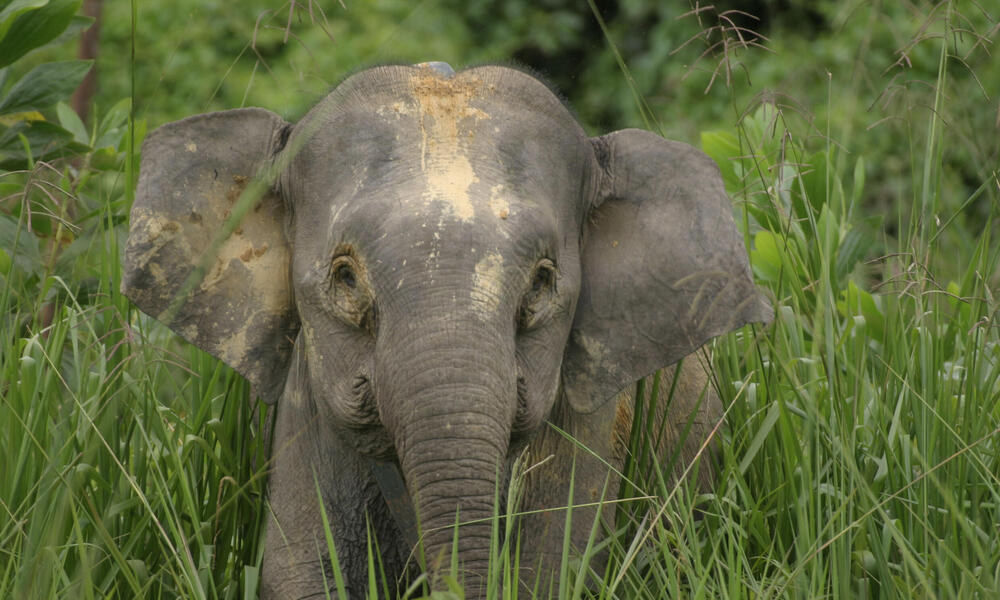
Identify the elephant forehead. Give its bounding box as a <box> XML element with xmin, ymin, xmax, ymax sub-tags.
<box><xmin>337</xmin><ymin>177</ymin><xmax>547</xmax><ymax>236</ymax></box>
<box><xmin>296</xmin><ymin>67</ymin><xmax>589</xmax><ymax>228</ymax></box>
<box><xmin>329</xmin><ymin>183</ymin><xmax>559</xmax><ymax>266</ymax></box>
<box><xmin>336</xmin><ymin>70</ymin><xmax>488</xmax><ymax>223</ymax></box>
<box><xmin>367</xmin><ymin>76</ymin><xmax>565</xmax><ymax>224</ymax></box>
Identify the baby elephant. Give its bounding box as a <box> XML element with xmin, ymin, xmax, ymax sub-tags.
<box><xmin>122</xmin><ymin>62</ymin><xmax>770</xmax><ymax>598</ymax></box>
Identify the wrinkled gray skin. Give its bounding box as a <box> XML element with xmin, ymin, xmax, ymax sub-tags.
<box><xmin>122</xmin><ymin>64</ymin><xmax>771</xmax><ymax>598</ymax></box>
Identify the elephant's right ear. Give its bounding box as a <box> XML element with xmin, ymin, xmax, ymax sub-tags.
<box><xmin>122</xmin><ymin>108</ymin><xmax>298</xmax><ymax>403</ymax></box>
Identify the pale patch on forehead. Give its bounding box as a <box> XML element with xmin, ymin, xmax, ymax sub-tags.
<box><xmin>410</xmin><ymin>71</ymin><xmax>492</xmax><ymax>223</ymax></box>
<box><xmin>425</xmin><ymin>154</ymin><xmax>475</xmax><ymax>220</ymax></box>
<box><xmin>472</xmin><ymin>252</ymin><xmax>505</xmax><ymax>316</ymax></box>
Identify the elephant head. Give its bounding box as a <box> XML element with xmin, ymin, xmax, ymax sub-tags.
<box><xmin>122</xmin><ymin>64</ymin><xmax>770</xmax><ymax>597</ymax></box>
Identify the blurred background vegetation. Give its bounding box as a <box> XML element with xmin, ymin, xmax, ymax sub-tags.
<box><xmin>14</xmin><ymin>0</ymin><xmax>998</xmax><ymax>279</ymax></box>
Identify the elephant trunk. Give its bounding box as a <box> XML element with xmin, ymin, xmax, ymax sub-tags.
<box><xmin>403</xmin><ymin>397</ymin><xmax>505</xmax><ymax>571</ymax></box>
<box><xmin>376</xmin><ymin>316</ymin><xmax>515</xmax><ymax>596</ymax></box>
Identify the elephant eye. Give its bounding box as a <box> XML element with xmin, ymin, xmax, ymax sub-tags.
<box><xmin>519</xmin><ymin>259</ymin><xmax>557</xmax><ymax>330</ymax></box>
<box><xmin>327</xmin><ymin>253</ymin><xmax>374</xmax><ymax>333</ymax></box>
<box><xmin>530</xmin><ymin>260</ymin><xmax>556</xmax><ymax>294</ymax></box>
<box><xmin>334</xmin><ymin>263</ymin><xmax>357</xmax><ymax>288</ymax></box>
<box><xmin>531</xmin><ymin>266</ymin><xmax>552</xmax><ymax>292</ymax></box>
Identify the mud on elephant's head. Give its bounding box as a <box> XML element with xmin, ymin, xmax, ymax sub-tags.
<box><xmin>123</xmin><ymin>63</ymin><xmax>771</xmax><ymax>596</ymax></box>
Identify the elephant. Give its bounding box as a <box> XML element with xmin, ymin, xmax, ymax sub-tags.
<box><xmin>121</xmin><ymin>62</ymin><xmax>771</xmax><ymax>598</ymax></box>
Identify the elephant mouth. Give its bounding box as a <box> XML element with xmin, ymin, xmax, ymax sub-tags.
<box><xmin>348</xmin><ymin>373</ymin><xmax>380</xmax><ymax>426</ymax></box>
<box><xmin>336</xmin><ymin>373</ymin><xmax>396</xmax><ymax>460</ymax></box>
<box><xmin>370</xmin><ymin>459</ymin><xmax>422</xmax><ymax>552</ymax></box>
<box><xmin>512</xmin><ymin>375</ymin><xmax>533</xmax><ymax>434</ymax></box>
<box><xmin>510</xmin><ymin>371</ymin><xmax>551</xmax><ymax>440</ymax></box>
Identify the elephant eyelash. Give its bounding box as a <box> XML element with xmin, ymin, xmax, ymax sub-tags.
<box><xmin>327</xmin><ymin>250</ymin><xmax>359</xmax><ymax>285</ymax></box>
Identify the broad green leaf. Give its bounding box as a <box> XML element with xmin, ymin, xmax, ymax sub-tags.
<box><xmin>0</xmin><ymin>59</ymin><xmax>93</xmax><ymax>114</ymax></box>
<box><xmin>700</xmin><ymin>129</ymin><xmax>740</xmax><ymax>190</ymax></box>
<box><xmin>45</xmin><ymin>12</ymin><xmax>93</xmax><ymax>47</ymax></box>
<box><xmin>56</xmin><ymin>101</ymin><xmax>88</xmax><ymax>144</ymax></box>
<box><xmin>946</xmin><ymin>281</ymin><xmax>961</xmax><ymax>310</ymax></box>
<box><xmin>799</xmin><ymin>150</ymin><xmax>830</xmax><ymax>216</ymax></box>
<box><xmin>0</xmin><ymin>181</ymin><xmax>20</xmax><ymax>196</ymax></box>
<box><xmin>946</xmin><ymin>280</ymin><xmax>972</xmax><ymax>324</ymax></box>
<box><xmin>0</xmin><ymin>213</ymin><xmax>43</xmax><ymax>275</ymax></box>
<box><xmin>94</xmin><ymin>97</ymin><xmax>130</xmax><ymax>148</ymax></box>
<box><xmin>835</xmin><ymin>222</ymin><xmax>875</xmax><ymax>281</ymax></box>
<box><xmin>816</xmin><ymin>204</ymin><xmax>838</xmax><ymax>267</ymax></box>
<box><xmin>0</xmin><ymin>119</ymin><xmax>71</xmax><ymax>151</ymax></box>
<box><xmin>851</xmin><ymin>156</ymin><xmax>866</xmax><ymax>207</ymax></box>
<box><xmin>0</xmin><ymin>0</ymin><xmax>80</xmax><ymax>68</ymax></box>
<box><xmin>751</xmin><ymin>230</ymin><xmax>783</xmax><ymax>283</ymax></box>
<box><xmin>745</xmin><ymin>102</ymin><xmax>782</xmax><ymax>156</ymax></box>
<box><xmin>0</xmin><ymin>119</ymin><xmax>82</xmax><ymax>168</ymax></box>
<box><xmin>98</xmin><ymin>97</ymin><xmax>130</xmax><ymax>133</ymax></box>
<box><xmin>838</xmin><ymin>281</ymin><xmax>885</xmax><ymax>342</ymax></box>
<box><xmin>0</xmin><ymin>0</ymin><xmax>48</xmax><ymax>43</ymax></box>
<box><xmin>91</xmin><ymin>145</ymin><xmax>121</xmax><ymax>170</ymax></box>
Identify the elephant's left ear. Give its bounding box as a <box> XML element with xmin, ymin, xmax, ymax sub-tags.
<box><xmin>122</xmin><ymin>108</ymin><xmax>298</xmax><ymax>403</ymax></box>
<box><xmin>562</xmin><ymin>128</ymin><xmax>772</xmax><ymax>414</ymax></box>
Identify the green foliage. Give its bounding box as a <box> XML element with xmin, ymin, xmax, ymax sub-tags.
<box><xmin>0</xmin><ymin>0</ymin><xmax>97</xmax><ymax>169</ymax></box>
<box><xmin>0</xmin><ymin>0</ymin><xmax>82</xmax><ymax>68</ymax></box>
<box><xmin>1</xmin><ymin>6</ymin><xmax>266</xmax><ymax>596</ymax></box>
<box><xmin>0</xmin><ymin>60</ymin><xmax>92</xmax><ymax>114</ymax></box>
<box><xmin>84</xmin><ymin>1</ymin><xmax>999</xmax><ymax>257</ymax></box>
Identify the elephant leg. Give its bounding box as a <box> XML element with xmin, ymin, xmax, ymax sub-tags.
<box><xmin>512</xmin><ymin>395</ymin><xmax>623</xmax><ymax>594</ymax></box>
<box><xmin>615</xmin><ymin>348</ymin><xmax>723</xmax><ymax>495</ymax></box>
<box><xmin>514</xmin><ymin>348</ymin><xmax>721</xmax><ymax>593</ymax></box>
<box><xmin>261</xmin><ymin>352</ymin><xmax>410</xmax><ymax>599</ymax></box>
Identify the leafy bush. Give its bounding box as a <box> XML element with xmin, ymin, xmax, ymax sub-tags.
<box><xmin>0</xmin><ymin>0</ymin><xmax>96</xmax><ymax>168</ymax></box>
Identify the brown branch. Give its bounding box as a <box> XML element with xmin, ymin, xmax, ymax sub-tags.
<box><xmin>71</xmin><ymin>0</ymin><xmax>102</xmax><ymax>125</ymax></box>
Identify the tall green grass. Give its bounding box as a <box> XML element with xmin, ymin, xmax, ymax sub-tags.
<box><xmin>588</xmin><ymin>6</ymin><xmax>1000</xmax><ymax>596</ymax></box>
<box><xmin>1</xmin><ymin>158</ymin><xmax>270</xmax><ymax>597</ymax></box>
<box><xmin>2</xmin><ymin>0</ymin><xmax>999</xmax><ymax>598</ymax></box>
<box><xmin>528</xmin><ymin>2</ymin><xmax>1000</xmax><ymax>597</ymax></box>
